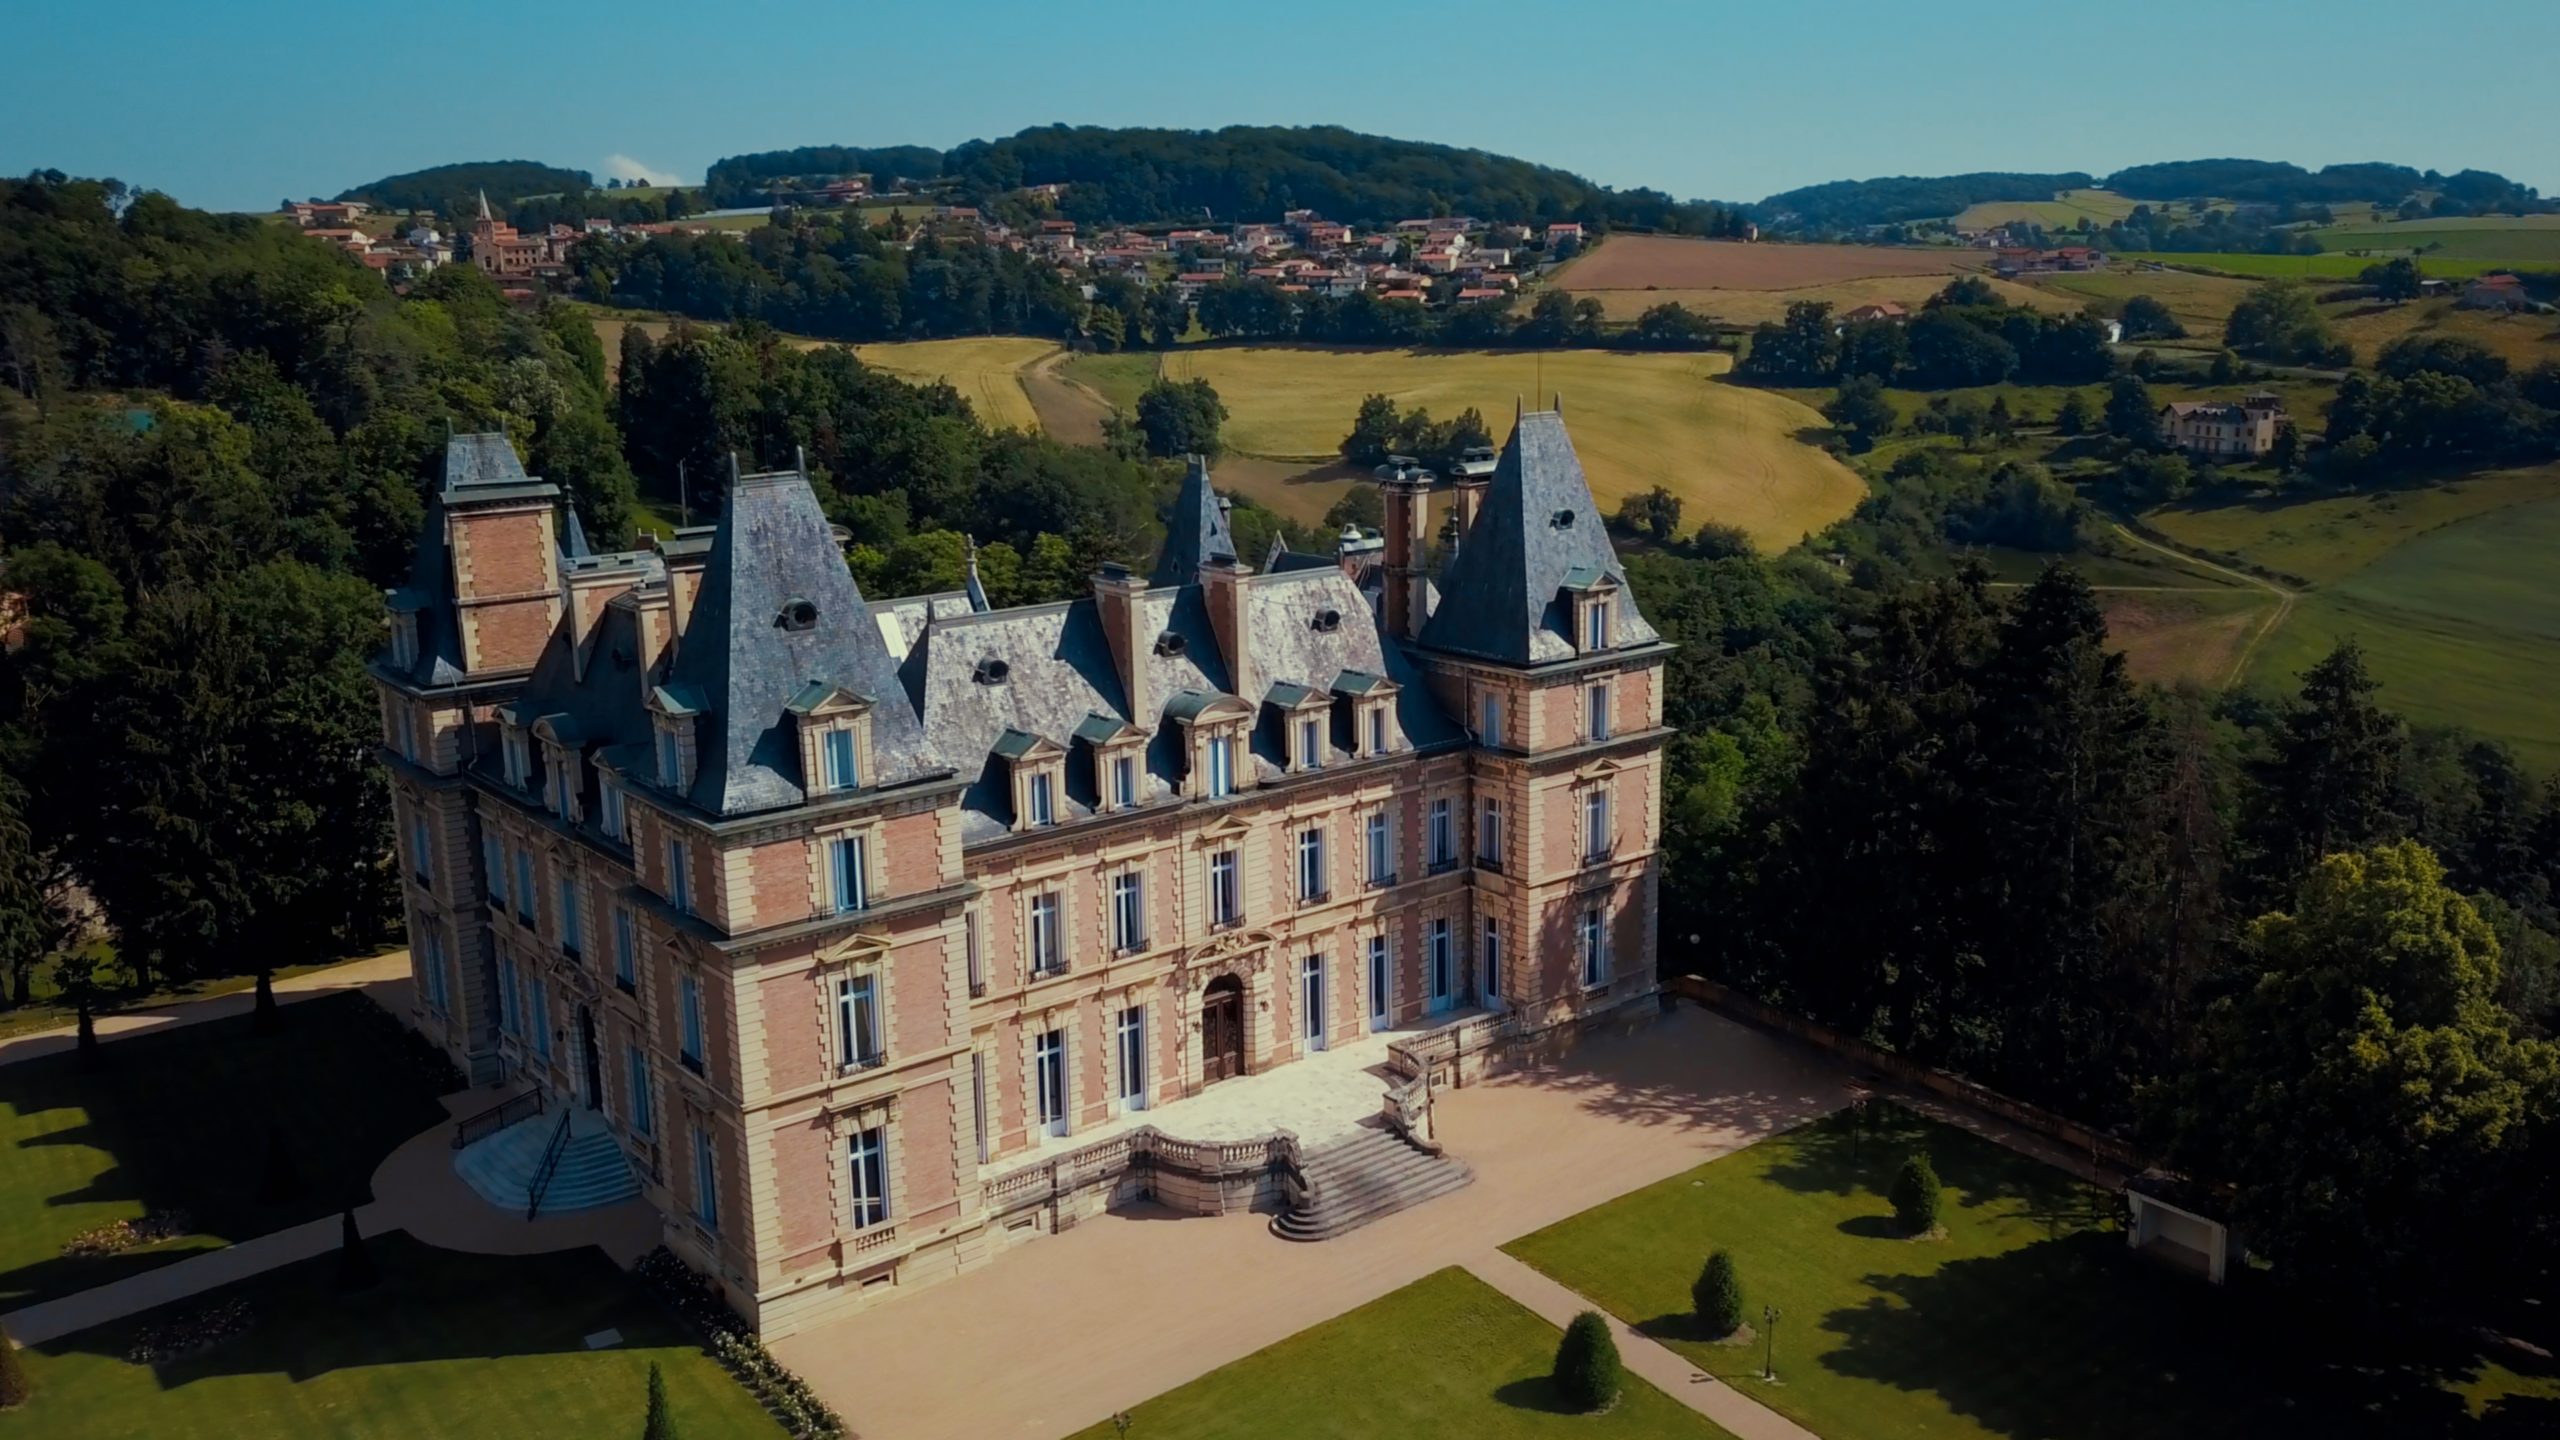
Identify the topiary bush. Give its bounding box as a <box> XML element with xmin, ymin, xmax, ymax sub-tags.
<box><xmin>0</xmin><ymin>1322</ymin><xmax>30</xmax><ymax>1409</ymax></box>
<box><xmin>1554</xmin><ymin>1310</ymin><xmax>1622</xmax><ymax>1413</ymax></box>
<box><xmin>1891</xmin><ymin>1152</ymin><xmax>1942</xmax><ymax>1235</ymax></box>
<box><xmin>641</xmin><ymin>1360</ymin><xmax>678</xmax><ymax>1440</ymax></box>
<box><xmin>1693</xmin><ymin>1249</ymin><xmax>1744</xmax><ymax>1338</ymax></box>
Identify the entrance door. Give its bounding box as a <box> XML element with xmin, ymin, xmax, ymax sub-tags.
<box><xmin>578</xmin><ymin>1005</ymin><xmax>602</xmax><ymax>1110</ymax></box>
<box><xmin>1201</xmin><ymin>975</ymin><xmax>1245</xmax><ymax>1084</ymax></box>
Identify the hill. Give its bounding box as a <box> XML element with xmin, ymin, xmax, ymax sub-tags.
<box><xmin>707</xmin><ymin>124</ymin><xmax>1749</xmax><ymax>234</ymax></box>
<box><xmin>335</xmin><ymin>160</ymin><xmax>593</xmax><ymax>213</ymax></box>
<box><xmin>702</xmin><ymin>144</ymin><xmax>948</xmax><ymax>207</ymax></box>
<box><xmin>1756</xmin><ymin>171</ymin><xmax>2093</xmax><ymax>229</ymax></box>
<box><xmin>2103</xmin><ymin>158</ymin><xmax>2546</xmax><ymax>213</ymax></box>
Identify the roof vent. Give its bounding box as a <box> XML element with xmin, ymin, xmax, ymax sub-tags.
<box><xmin>1154</xmin><ymin>631</ymin><xmax>1188</xmax><ymax>657</ymax></box>
<box><xmin>776</xmin><ymin>597</ymin><xmax>820</xmax><ymax>631</ymax></box>
<box><xmin>973</xmin><ymin>658</ymin><xmax>1011</xmax><ymax>685</ymax></box>
<box><xmin>1311</xmin><ymin>608</ymin><xmax>1342</xmax><ymax>632</ymax></box>
<box><xmin>1550</xmin><ymin>509</ymin><xmax>1577</xmax><ymax>529</ymax></box>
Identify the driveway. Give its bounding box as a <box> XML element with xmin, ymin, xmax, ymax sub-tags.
<box><xmin>770</xmin><ymin>1006</ymin><xmax>1850</xmax><ymax>1440</ymax></box>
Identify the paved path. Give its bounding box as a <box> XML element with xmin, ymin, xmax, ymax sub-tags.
<box><xmin>0</xmin><ymin>951</ymin><xmax>415</xmax><ymax>1070</ymax></box>
<box><xmin>1464</xmin><ymin>1249</ymin><xmax>1816</xmax><ymax>1440</ymax></box>
<box><xmin>772</xmin><ymin>1007</ymin><xmax>1852</xmax><ymax>1440</ymax></box>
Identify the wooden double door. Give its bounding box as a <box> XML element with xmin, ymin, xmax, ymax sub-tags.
<box><xmin>1201</xmin><ymin>976</ymin><xmax>1245</xmax><ymax>1084</ymax></box>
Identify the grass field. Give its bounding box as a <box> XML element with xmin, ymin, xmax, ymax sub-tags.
<box><xmin>1059</xmin><ymin>1266</ymin><xmax>1735</xmax><ymax>1440</ymax></box>
<box><xmin>1504</xmin><ymin>1104</ymin><xmax>2560</xmax><ymax>1440</ymax></box>
<box><xmin>847</xmin><ymin>336</ymin><xmax>1058</xmax><ymax>431</ymax></box>
<box><xmin>2147</xmin><ymin>464</ymin><xmax>2560</xmax><ymax>586</ymax></box>
<box><xmin>2119</xmin><ymin>251</ymin><xmax>2512</xmax><ymax>281</ymax></box>
<box><xmin>2028</xmin><ymin>267</ymin><xmax>2258</xmax><ymax>338</ymax></box>
<box><xmin>1951</xmin><ymin>188</ymin><xmax>2147</xmax><ymax>231</ymax></box>
<box><xmin>1056</xmin><ymin>350</ymin><xmax>1162</xmax><ymax>413</ymax></box>
<box><xmin>2245</xmin><ymin>495</ymin><xmax>2560</xmax><ymax>771</ymax></box>
<box><xmin>2326</xmin><ymin>300</ymin><xmax>2560</xmax><ymax>371</ymax></box>
<box><xmin>2102</xmin><ymin>588</ymin><xmax>2279</xmax><ymax>688</ymax></box>
<box><xmin>16</xmin><ymin>1235</ymin><xmax>781</xmax><ymax>1439</ymax></box>
<box><xmin>1573</xmin><ymin>273</ymin><xmax>2066</xmax><ymax>326</ymax></box>
<box><xmin>0</xmin><ymin>993</ymin><xmax>454</xmax><ymax>1309</ymax></box>
<box><xmin>1160</xmin><ymin>346</ymin><xmax>1864</xmax><ymax>551</ymax></box>
<box><xmin>1558</xmin><ymin>235</ymin><xmax>1959</xmax><ymax>292</ymax></box>
<box><xmin>2313</xmin><ymin>214</ymin><xmax>2560</xmax><ymax>265</ymax></box>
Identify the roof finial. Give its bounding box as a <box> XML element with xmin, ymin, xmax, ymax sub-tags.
<box><xmin>795</xmin><ymin>444</ymin><xmax>807</xmax><ymax>478</ymax></box>
<box><xmin>1553</xmin><ymin>391</ymin><xmax>1564</xmax><ymax>416</ymax></box>
<box><xmin>963</xmin><ymin>533</ymin><xmax>991</xmax><ymax>613</ymax></box>
<box><xmin>727</xmin><ymin>451</ymin><xmax>742</xmax><ymax>488</ymax></box>
<box><xmin>1514</xmin><ymin>393</ymin><xmax>1524</xmax><ymax>421</ymax></box>
<box><xmin>477</xmin><ymin>189</ymin><xmax>491</xmax><ymax>222</ymax></box>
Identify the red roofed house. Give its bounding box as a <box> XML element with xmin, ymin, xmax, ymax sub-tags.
<box><xmin>2460</xmin><ymin>274</ymin><xmax>2531</xmax><ymax>312</ymax></box>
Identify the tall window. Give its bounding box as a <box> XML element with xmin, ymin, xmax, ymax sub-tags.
<box><xmin>1298</xmin><ymin>716</ymin><xmax>1322</xmax><ymax>770</ymax></box>
<box><xmin>1296</xmin><ymin>827</ymin><xmax>1327</xmax><ymax>902</ymax></box>
<box><xmin>1366</xmin><ymin>810</ymin><xmax>1393</xmax><ymax>885</ymax></box>
<box><xmin>658</xmin><ymin>731</ymin><xmax>683</xmax><ymax>790</ymax></box>
<box><xmin>599</xmin><ymin>781</ymin><xmax>626</xmax><ymax>841</ymax></box>
<box><xmin>1367</xmin><ymin>707</ymin><xmax>1388</xmax><ymax>756</ymax></box>
<box><xmin>558</xmin><ymin>874</ymin><xmax>582</xmax><ymax>957</ymax></box>
<box><xmin>1205</xmin><ymin>734</ymin><xmax>1236</xmax><ymax>798</ymax></box>
<box><xmin>1581</xmin><ymin>906</ymin><xmax>1608</xmax><ymax>988</ymax></box>
<box><xmin>830</xmin><ymin>835</ymin><xmax>867</xmax><ymax>915</ymax></box>
<box><xmin>847</xmin><ymin>1127</ymin><xmax>889</xmax><ymax>1229</ymax></box>
<box><xmin>513</xmin><ymin>850</ymin><xmax>535</xmax><ymax>923</ymax></box>
<box><xmin>1367</xmin><ymin>935</ymin><xmax>1391</xmax><ymax>1029</ymax></box>
<box><xmin>1301</xmin><ymin>954</ymin><xmax>1327</xmax><ymax>1050</ymax></box>
<box><xmin>498</xmin><ymin>955</ymin><xmax>519</xmax><ymax>1035</ymax></box>
<box><xmin>1027</xmin><ymin>770</ymin><xmax>1055</xmax><ymax>826</ymax></box>
<box><xmin>836</xmin><ymin>974</ymin><xmax>882</xmax><ymax>1069</ymax></box>
<box><xmin>626</xmin><ymin>1045</ymin><xmax>653</xmax><ymax>1137</ymax></box>
<box><xmin>1478</xmin><ymin>797</ymin><xmax>1503</xmax><ymax>868</ymax></box>
<box><xmin>692</xmin><ymin>1126</ymin><xmax>719</xmax><ymax>1230</ymax></box>
<box><xmin>530</xmin><ymin>980</ymin><xmax>552</xmax><ymax>1060</ymax></box>
<box><xmin>1035</xmin><ymin>1029</ymin><xmax>1068</xmax><ymax>1137</ymax></box>
<box><xmin>1117</xmin><ymin>1006</ymin><xmax>1147</xmax><ymax>1111</ymax></box>
<box><xmin>823</xmin><ymin>728</ymin><xmax>859</xmax><ymax>792</ymax></box>
<box><xmin>483</xmin><ymin>833</ymin><xmax>506</xmax><ymax>905</ymax></box>
<box><xmin>666</xmin><ymin>838</ymin><xmax>692</xmax><ymax>915</ymax></box>
<box><xmin>1028</xmin><ymin>891</ymin><xmax>1063</xmax><ymax>976</ymax></box>
<box><xmin>1586</xmin><ymin>681</ymin><xmax>1612</xmax><ymax>742</ymax></box>
<box><xmin>1479</xmin><ymin>692</ymin><xmax>1503</xmax><ymax>746</ymax></box>
<box><xmin>1428</xmin><ymin>917</ymin><xmax>1453</xmax><ymax>1011</ymax></box>
<box><xmin>1586</xmin><ymin>597</ymin><xmax>1612</xmax><ymax>650</ymax></box>
<box><xmin>1428</xmin><ymin>798</ymin><xmax>1454</xmax><ymax>869</ymax></box>
<box><xmin>971</xmin><ymin>1052</ymin><xmax>990</xmax><ymax>1164</ymax></box>
<box><xmin>1112</xmin><ymin>871</ymin><xmax>1145</xmax><ymax>953</ymax></box>
<box><xmin>679</xmin><ymin>974</ymin><xmax>705</xmax><ymax>1072</ymax></box>
<box><xmin>1482</xmin><ymin>917</ymin><xmax>1503</xmax><ymax>1003</ymax></box>
<box><xmin>1111</xmin><ymin>753</ymin><xmax>1137</xmax><ymax>810</ymax></box>
<box><xmin>965</xmin><ymin>907</ymin><xmax>984</xmax><ymax>996</ymax></box>
<box><xmin>410</xmin><ymin>814</ymin><xmax>433</xmax><ymax>887</ymax></box>
<box><xmin>1209</xmin><ymin>849</ymin><xmax>1241</xmax><ymax>927</ymax></box>
<box><xmin>1585</xmin><ymin>786</ymin><xmax>1612</xmax><ymax>861</ymax></box>
<box><xmin>613</xmin><ymin>908</ymin><xmax>637</xmax><ymax>992</ymax></box>
<box><xmin>419</xmin><ymin>927</ymin><xmax>448</xmax><ymax>1011</ymax></box>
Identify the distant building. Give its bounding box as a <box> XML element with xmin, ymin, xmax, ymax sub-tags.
<box><xmin>1545</xmin><ymin>222</ymin><xmax>1586</xmax><ymax>245</ymax></box>
<box><xmin>2161</xmin><ymin>393</ymin><xmax>2286</xmax><ymax>459</ymax></box>
<box><xmin>469</xmin><ymin>192</ymin><xmax>573</xmax><ymax>285</ymax></box>
<box><xmin>2459</xmin><ymin>274</ymin><xmax>2531</xmax><ymax>312</ymax></box>
<box><xmin>286</xmin><ymin>200</ymin><xmax>371</xmax><ymax>227</ymax></box>
<box><xmin>1840</xmin><ymin>301</ymin><xmax>1910</xmax><ymax>325</ymax></box>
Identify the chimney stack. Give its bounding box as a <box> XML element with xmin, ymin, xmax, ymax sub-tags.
<box><xmin>1093</xmin><ymin>562</ymin><xmax>1151</xmax><ymax>727</ymax></box>
<box><xmin>1376</xmin><ymin>461</ymin><xmax>1432</xmax><ymax>642</ymax></box>
<box><xmin>1199</xmin><ymin>554</ymin><xmax>1255</xmax><ymax>709</ymax></box>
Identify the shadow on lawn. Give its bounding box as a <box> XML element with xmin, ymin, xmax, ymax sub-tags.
<box><xmin>1491</xmin><ymin>1376</ymin><xmax>1584</xmax><ymax>1415</ymax></box>
<box><xmin>40</xmin><ymin>1235</ymin><xmax>688</xmax><ymax>1389</ymax></box>
<box><xmin>1818</xmin><ymin>1230</ymin><xmax>2560</xmax><ymax>1440</ymax></box>
<box><xmin>1760</xmin><ymin>1101</ymin><xmax>2113</xmax><ymax>1223</ymax></box>
<box><xmin>1487</xmin><ymin>1005</ymin><xmax>1850</xmax><ymax>1139</ymax></box>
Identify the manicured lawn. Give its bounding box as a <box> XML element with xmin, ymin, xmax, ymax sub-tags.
<box><xmin>1504</xmin><ymin>1105</ymin><xmax>2560</xmax><ymax>1439</ymax></box>
<box><xmin>13</xmin><ymin>1234</ymin><xmax>782</xmax><ymax>1439</ymax></box>
<box><xmin>1060</xmin><ymin>1266</ymin><xmax>1734</xmax><ymax>1440</ymax></box>
<box><xmin>0</xmin><ymin>993</ymin><xmax>455</xmax><ymax>1308</ymax></box>
<box><xmin>0</xmin><ymin>947</ymin><xmax>389</xmax><ymax>1041</ymax></box>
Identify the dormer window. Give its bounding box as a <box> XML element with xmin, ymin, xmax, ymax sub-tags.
<box><xmin>1111</xmin><ymin>750</ymin><xmax>1138</xmax><ymax>810</ymax></box>
<box><xmin>502</xmin><ymin>723</ymin><xmax>531</xmax><ymax>791</ymax></box>
<box><xmin>786</xmin><ymin>682</ymin><xmax>873</xmax><ymax>799</ymax></box>
<box><xmin>657</xmin><ymin>730</ymin><xmax>683</xmax><ymax>788</ymax></box>
<box><xmin>599</xmin><ymin>778</ymin><xmax>627</xmax><ymax>841</ymax></box>
<box><xmin>1028</xmin><ymin>770</ymin><xmax>1055</xmax><ymax>826</ymax></box>
<box><xmin>648</xmin><ymin>685</ymin><xmax>705</xmax><ymax>796</ymax></box>
<box><xmin>823</xmin><ymin>729</ymin><xmax>858</xmax><ymax>791</ymax></box>
<box><xmin>997</xmin><ymin>728</ymin><xmax>1066</xmax><ymax>832</ymax></box>
<box><xmin>389</xmin><ymin>613</ymin><xmax>419</xmax><ymax>670</ymax></box>
<box><xmin>1296</xmin><ymin>716</ymin><xmax>1324</xmax><ymax>771</ymax></box>
<box><xmin>1205</xmin><ymin>733</ymin><xmax>1236</xmax><ymax>798</ymax></box>
<box><xmin>1584</xmin><ymin>597</ymin><xmax>1613</xmax><ymax>651</ymax></box>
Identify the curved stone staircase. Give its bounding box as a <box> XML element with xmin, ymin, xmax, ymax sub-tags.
<box><xmin>1272</xmin><ymin>1125</ymin><xmax>1472</xmax><ymax>1241</ymax></box>
<box><xmin>455</xmin><ymin>1106</ymin><xmax>640</xmax><ymax>1216</ymax></box>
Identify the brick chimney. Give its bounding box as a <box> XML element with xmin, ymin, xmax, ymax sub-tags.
<box><xmin>1377</xmin><ymin>462</ymin><xmax>1432</xmax><ymax>642</ymax></box>
<box><xmin>1199</xmin><ymin>554</ymin><xmax>1255</xmax><ymax>708</ymax></box>
<box><xmin>1093</xmin><ymin>562</ymin><xmax>1151</xmax><ymax>726</ymax></box>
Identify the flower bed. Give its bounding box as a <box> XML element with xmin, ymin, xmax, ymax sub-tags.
<box><xmin>62</xmin><ymin>1210</ymin><xmax>194</xmax><ymax>1258</ymax></box>
<box><xmin>633</xmin><ymin>1247</ymin><xmax>848</xmax><ymax>1440</ymax></box>
<box><xmin>125</xmin><ymin>1298</ymin><xmax>255</xmax><ymax>1365</ymax></box>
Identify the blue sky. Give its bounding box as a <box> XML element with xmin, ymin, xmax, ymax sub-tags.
<box><xmin>13</xmin><ymin>0</ymin><xmax>2557</xmax><ymax>213</ymax></box>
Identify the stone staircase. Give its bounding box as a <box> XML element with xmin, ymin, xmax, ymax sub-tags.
<box><xmin>454</xmin><ymin>1106</ymin><xmax>640</xmax><ymax>1216</ymax></box>
<box><xmin>1271</xmin><ymin>1125</ymin><xmax>1472</xmax><ymax>1241</ymax></box>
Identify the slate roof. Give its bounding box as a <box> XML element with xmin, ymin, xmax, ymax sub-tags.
<box><xmin>500</xmin><ymin>598</ymin><xmax>664</xmax><ymax>809</ymax></box>
<box><xmin>1151</xmin><ymin>455</ymin><xmax>1238</xmax><ymax>586</ymax></box>
<box><xmin>1417</xmin><ymin>410</ymin><xmax>1658</xmax><ymax>665</ymax></box>
<box><xmin>660</xmin><ymin>468</ymin><xmax>936</xmax><ymax>816</ymax></box>
<box><xmin>1245</xmin><ymin>569</ymin><xmax>1460</xmax><ymax>767</ymax></box>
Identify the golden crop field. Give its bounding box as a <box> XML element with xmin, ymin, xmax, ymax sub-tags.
<box><xmin>847</xmin><ymin>337</ymin><xmax>1059</xmax><ymax>432</ymax></box>
<box><xmin>1951</xmin><ymin>188</ymin><xmax>2147</xmax><ymax>230</ymax></box>
<box><xmin>1576</xmin><ymin>273</ymin><xmax>2070</xmax><ymax>326</ymax></box>
<box><xmin>2029</xmin><ymin>268</ymin><xmax>2257</xmax><ymax>337</ymax></box>
<box><xmin>2325</xmin><ymin>301</ymin><xmax>2560</xmax><ymax>371</ymax></box>
<box><xmin>1161</xmin><ymin>346</ymin><xmax>1864</xmax><ymax>552</ymax></box>
<box><xmin>1557</xmin><ymin>234</ymin><xmax>1957</xmax><ymax>291</ymax></box>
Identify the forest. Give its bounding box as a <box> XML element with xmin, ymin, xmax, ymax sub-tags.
<box><xmin>334</xmin><ymin>159</ymin><xmax>599</xmax><ymax>215</ymax></box>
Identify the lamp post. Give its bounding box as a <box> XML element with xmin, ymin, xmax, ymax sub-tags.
<box><xmin>1762</xmin><ymin>1304</ymin><xmax>1781</xmax><ymax>1381</ymax></box>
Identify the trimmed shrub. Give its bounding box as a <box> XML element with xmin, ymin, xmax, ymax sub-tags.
<box><xmin>1554</xmin><ymin>1310</ymin><xmax>1622</xmax><ymax>1412</ymax></box>
<box><xmin>1693</xmin><ymin>1250</ymin><xmax>1744</xmax><ymax>1337</ymax></box>
<box><xmin>0</xmin><ymin>1322</ymin><xmax>30</xmax><ymax>1408</ymax></box>
<box><xmin>642</xmin><ymin>1361</ymin><xmax>678</xmax><ymax>1440</ymax></box>
<box><xmin>1892</xmin><ymin>1152</ymin><xmax>1942</xmax><ymax>1235</ymax></box>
